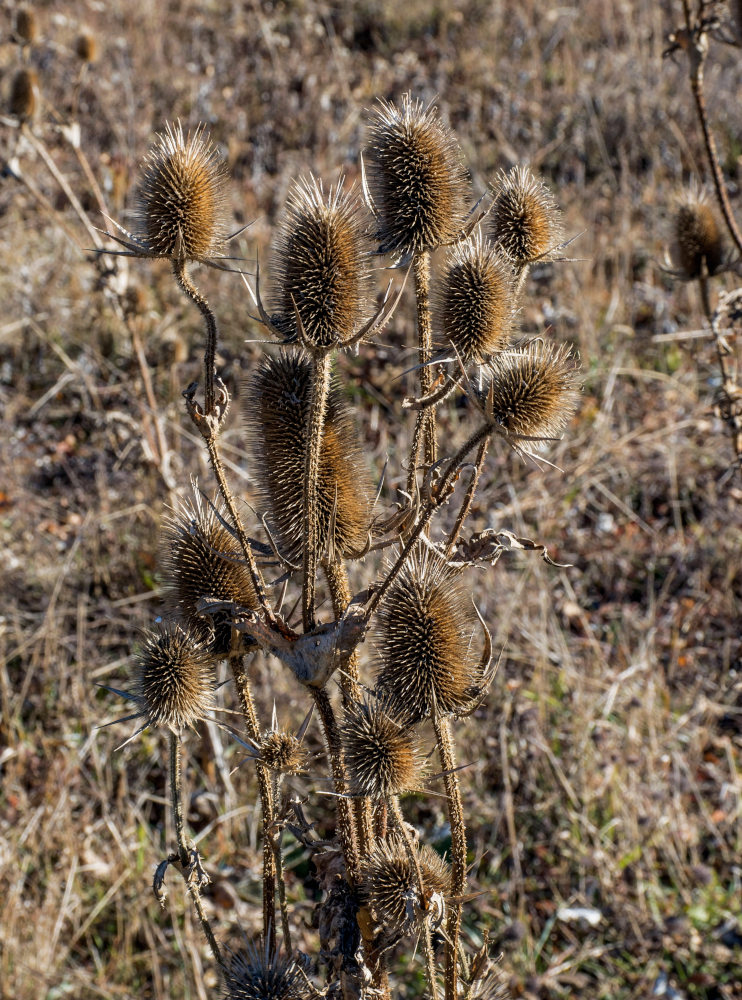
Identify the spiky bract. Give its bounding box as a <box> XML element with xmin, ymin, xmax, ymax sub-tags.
<box><xmin>223</xmin><ymin>942</ymin><xmax>308</xmax><ymax>999</ymax></box>
<box><xmin>437</xmin><ymin>232</ymin><xmax>513</xmax><ymax>362</ymax></box>
<box><xmin>136</xmin><ymin>121</ymin><xmax>227</xmax><ymax>260</ymax></box>
<box><xmin>341</xmin><ymin>695</ymin><xmax>423</xmax><ymax>799</ymax></box>
<box><xmin>10</xmin><ymin>68</ymin><xmax>37</xmax><ymax>120</ymax></box>
<box><xmin>375</xmin><ymin>553</ymin><xmax>481</xmax><ymax>722</ymax></box>
<box><xmin>671</xmin><ymin>186</ymin><xmax>725</xmax><ymax>280</ymax></box>
<box><xmin>470</xmin><ymin>971</ymin><xmax>513</xmax><ymax>1000</ymax></box>
<box><xmin>247</xmin><ymin>352</ymin><xmax>373</xmax><ymax>563</ymax></box>
<box><xmin>270</xmin><ymin>176</ymin><xmax>370</xmax><ymax>349</ymax></box>
<box><xmin>160</xmin><ymin>490</ymin><xmax>258</xmax><ymax>654</ymax></box>
<box><xmin>137</xmin><ymin>622</ymin><xmax>213</xmax><ymax>734</ymax></box>
<box><xmin>259</xmin><ymin>730</ymin><xmax>307</xmax><ymax>775</ymax></box>
<box><xmin>361</xmin><ymin>838</ymin><xmax>450</xmax><ymax>935</ymax></box>
<box><xmin>364</xmin><ymin>95</ymin><xmax>470</xmax><ymax>256</ymax></box>
<box><xmin>15</xmin><ymin>6</ymin><xmax>38</xmax><ymax>45</ymax></box>
<box><xmin>484</xmin><ymin>341</ymin><xmax>580</xmax><ymax>452</ymax></box>
<box><xmin>490</xmin><ymin>166</ymin><xmax>561</xmax><ymax>267</ymax></box>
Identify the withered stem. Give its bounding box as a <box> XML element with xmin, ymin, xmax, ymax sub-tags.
<box><xmin>172</xmin><ymin>258</ymin><xmax>218</xmax><ymax>416</ymax></box>
<box><xmin>302</xmin><ymin>354</ymin><xmax>332</xmax><ymax>631</ymax></box>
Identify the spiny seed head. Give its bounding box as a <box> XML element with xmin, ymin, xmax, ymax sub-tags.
<box><xmin>436</xmin><ymin>231</ymin><xmax>514</xmax><ymax>362</ymax></box>
<box><xmin>258</xmin><ymin>730</ymin><xmax>307</xmax><ymax>775</ymax></box>
<box><xmin>247</xmin><ymin>352</ymin><xmax>373</xmax><ymax>563</ymax></box>
<box><xmin>137</xmin><ymin>622</ymin><xmax>213</xmax><ymax>735</ymax></box>
<box><xmin>160</xmin><ymin>489</ymin><xmax>259</xmax><ymax>655</ymax></box>
<box><xmin>375</xmin><ymin>552</ymin><xmax>481</xmax><ymax>722</ymax></box>
<box><xmin>15</xmin><ymin>6</ymin><xmax>38</xmax><ymax>45</ymax></box>
<box><xmin>74</xmin><ymin>30</ymin><xmax>97</xmax><ymax>63</ymax></box>
<box><xmin>270</xmin><ymin>176</ymin><xmax>370</xmax><ymax>349</ymax></box>
<box><xmin>670</xmin><ymin>185</ymin><xmax>725</xmax><ymax>280</ymax></box>
<box><xmin>361</xmin><ymin>839</ymin><xmax>450</xmax><ymax>935</ymax></box>
<box><xmin>471</xmin><ymin>972</ymin><xmax>513</xmax><ymax>1000</ymax></box>
<box><xmin>9</xmin><ymin>68</ymin><xmax>37</xmax><ymax>121</ymax></box>
<box><xmin>223</xmin><ymin>943</ymin><xmax>308</xmax><ymax>999</ymax></box>
<box><xmin>483</xmin><ymin>340</ymin><xmax>581</xmax><ymax>453</ymax></box>
<box><xmin>341</xmin><ymin>695</ymin><xmax>423</xmax><ymax>799</ymax></box>
<box><xmin>364</xmin><ymin>95</ymin><xmax>470</xmax><ymax>256</ymax></box>
<box><xmin>136</xmin><ymin>121</ymin><xmax>227</xmax><ymax>260</ymax></box>
<box><xmin>489</xmin><ymin>165</ymin><xmax>562</xmax><ymax>267</ymax></box>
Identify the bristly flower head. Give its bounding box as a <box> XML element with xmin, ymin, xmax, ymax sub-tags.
<box><xmin>483</xmin><ymin>340</ymin><xmax>580</xmax><ymax>454</ymax></box>
<box><xmin>222</xmin><ymin>940</ymin><xmax>309</xmax><ymax>999</ymax></box>
<box><xmin>670</xmin><ymin>184</ymin><xmax>726</xmax><ymax>280</ymax></box>
<box><xmin>9</xmin><ymin>68</ymin><xmax>37</xmax><ymax>121</ymax></box>
<box><xmin>361</xmin><ymin>838</ymin><xmax>450</xmax><ymax>936</ymax></box>
<box><xmin>364</xmin><ymin>95</ymin><xmax>470</xmax><ymax>257</ymax></box>
<box><xmin>489</xmin><ymin>165</ymin><xmax>562</xmax><ymax>268</ymax></box>
<box><xmin>136</xmin><ymin>622</ymin><xmax>214</xmax><ymax>735</ymax></box>
<box><xmin>341</xmin><ymin>694</ymin><xmax>423</xmax><ymax>799</ymax></box>
<box><xmin>74</xmin><ymin>29</ymin><xmax>97</xmax><ymax>63</ymax></box>
<box><xmin>15</xmin><ymin>6</ymin><xmax>38</xmax><ymax>45</ymax></box>
<box><xmin>436</xmin><ymin>231</ymin><xmax>514</xmax><ymax>362</ymax></box>
<box><xmin>269</xmin><ymin>176</ymin><xmax>370</xmax><ymax>350</ymax></box>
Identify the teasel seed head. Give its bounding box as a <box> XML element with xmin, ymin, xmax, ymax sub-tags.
<box><xmin>137</xmin><ymin>622</ymin><xmax>214</xmax><ymax>735</ymax></box>
<box><xmin>361</xmin><ymin>838</ymin><xmax>451</xmax><ymax>936</ymax></box>
<box><xmin>489</xmin><ymin>165</ymin><xmax>562</xmax><ymax>267</ymax></box>
<box><xmin>15</xmin><ymin>6</ymin><xmax>38</xmax><ymax>45</ymax></box>
<box><xmin>258</xmin><ymin>730</ymin><xmax>308</xmax><ymax>775</ymax></box>
<box><xmin>375</xmin><ymin>552</ymin><xmax>482</xmax><ymax>722</ymax></box>
<box><xmin>436</xmin><ymin>231</ymin><xmax>514</xmax><ymax>362</ymax></box>
<box><xmin>483</xmin><ymin>340</ymin><xmax>581</xmax><ymax>454</ymax></box>
<box><xmin>670</xmin><ymin>185</ymin><xmax>725</xmax><ymax>280</ymax></box>
<box><xmin>135</xmin><ymin>121</ymin><xmax>227</xmax><ymax>261</ymax></box>
<box><xmin>74</xmin><ymin>29</ymin><xmax>97</xmax><ymax>63</ymax></box>
<box><xmin>269</xmin><ymin>176</ymin><xmax>370</xmax><ymax>350</ymax></box>
<box><xmin>341</xmin><ymin>694</ymin><xmax>423</xmax><ymax>799</ymax></box>
<box><xmin>364</xmin><ymin>95</ymin><xmax>470</xmax><ymax>257</ymax></box>
<box><xmin>9</xmin><ymin>68</ymin><xmax>38</xmax><ymax>121</ymax></box>
<box><xmin>160</xmin><ymin>489</ymin><xmax>259</xmax><ymax>655</ymax></box>
<box><xmin>222</xmin><ymin>941</ymin><xmax>309</xmax><ymax>999</ymax></box>
<box><xmin>247</xmin><ymin>351</ymin><xmax>373</xmax><ymax>564</ymax></box>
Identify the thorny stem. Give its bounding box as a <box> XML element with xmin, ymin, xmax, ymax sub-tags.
<box><xmin>699</xmin><ymin>276</ymin><xmax>742</xmax><ymax>476</ymax></box>
<box><xmin>271</xmin><ymin>773</ymin><xmax>293</xmax><ymax>956</ymax></box>
<box><xmin>445</xmin><ymin>436</ymin><xmax>489</xmax><ymax>556</ymax></box>
<box><xmin>173</xmin><ymin>258</ymin><xmax>218</xmax><ymax>416</ymax></box>
<box><xmin>408</xmin><ymin>252</ymin><xmax>437</xmax><ymax>499</ymax></box>
<box><xmin>433</xmin><ymin>714</ymin><xmax>466</xmax><ymax>1000</ymax></box>
<box><xmin>302</xmin><ymin>354</ymin><xmax>332</xmax><ymax>632</ymax></box>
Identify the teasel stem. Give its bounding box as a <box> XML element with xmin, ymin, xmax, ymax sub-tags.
<box><xmin>432</xmin><ymin>714</ymin><xmax>466</xmax><ymax>1000</ymax></box>
<box><xmin>513</xmin><ymin>263</ymin><xmax>530</xmax><ymax>305</ymax></box>
<box><xmin>445</xmin><ymin>436</ymin><xmax>489</xmax><ymax>556</ymax></box>
<box><xmin>388</xmin><ymin>797</ymin><xmax>439</xmax><ymax>1000</ymax></box>
<box><xmin>699</xmin><ymin>275</ymin><xmax>742</xmax><ymax>476</ymax></box>
<box><xmin>302</xmin><ymin>353</ymin><xmax>332</xmax><ymax>632</ymax></box>
<box><xmin>270</xmin><ymin>771</ymin><xmax>293</xmax><ymax>956</ymax></box>
<box><xmin>172</xmin><ymin>258</ymin><xmax>218</xmax><ymax>417</ymax></box>
<box><xmin>228</xmin><ymin>649</ymin><xmax>276</xmax><ymax>954</ymax></box>
<box><xmin>407</xmin><ymin>252</ymin><xmax>437</xmax><ymax>499</ymax></box>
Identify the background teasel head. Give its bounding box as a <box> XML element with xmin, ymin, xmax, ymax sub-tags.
<box><xmin>436</xmin><ymin>231</ymin><xmax>514</xmax><ymax>362</ymax></box>
<box><xmin>74</xmin><ymin>29</ymin><xmax>97</xmax><ymax>63</ymax></box>
<box><xmin>134</xmin><ymin>121</ymin><xmax>227</xmax><ymax>260</ymax></box>
<box><xmin>361</xmin><ymin>838</ymin><xmax>451</xmax><ymax>935</ymax></box>
<box><xmin>363</xmin><ymin>95</ymin><xmax>470</xmax><ymax>256</ymax></box>
<box><xmin>222</xmin><ymin>941</ymin><xmax>309</xmax><ymax>999</ymax></box>
<box><xmin>268</xmin><ymin>176</ymin><xmax>371</xmax><ymax>350</ymax></box>
<box><xmin>482</xmin><ymin>340</ymin><xmax>581</xmax><ymax>453</ymax></box>
<box><xmin>489</xmin><ymin>165</ymin><xmax>562</xmax><ymax>268</ymax></box>
<box><xmin>341</xmin><ymin>694</ymin><xmax>423</xmax><ymax>799</ymax></box>
<box><xmin>9</xmin><ymin>68</ymin><xmax>38</xmax><ymax>121</ymax></box>
<box><xmin>247</xmin><ymin>351</ymin><xmax>373</xmax><ymax>564</ymax></box>
<box><xmin>160</xmin><ymin>489</ymin><xmax>259</xmax><ymax>654</ymax></box>
<box><xmin>375</xmin><ymin>552</ymin><xmax>485</xmax><ymax>722</ymax></box>
<box><xmin>669</xmin><ymin>184</ymin><xmax>726</xmax><ymax>280</ymax></box>
<box><xmin>136</xmin><ymin>622</ymin><xmax>214</xmax><ymax>735</ymax></box>
<box><xmin>14</xmin><ymin>6</ymin><xmax>38</xmax><ymax>45</ymax></box>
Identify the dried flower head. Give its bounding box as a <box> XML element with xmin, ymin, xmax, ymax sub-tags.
<box><xmin>470</xmin><ymin>971</ymin><xmax>513</xmax><ymax>1000</ymax></box>
<box><xmin>341</xmin><ymin>695</ymin><xmax>423</xmax><ymax>799</ymax></box>
<box><xmin>670</xmin><ymin>185</ymin><xmax>726</xmax><ymax>280</ymax></box>
<box><xmin>483</xmin><ymin>340</ymin><xmax>581</xmax><ymax>453</ymax></box>
<box><xmin>269</xmin><ymin>176</ymin><xmax>370</xmax><ymax>350</ymax></box>
<box><xmin>9</xmin><ymin>68</ymin><xmax>37</xmax><ymax>121</ymax></box>
<box><xmin>160</xmin><ymin>489</ymin><xmax>259</xmax><ymax>654</ymax></box>
<box><xmin>136</xmin><ymin>622</ymin><xmax>214</xmax><ymax>735</ymax></box>
<box><xmin>361</xmin><ymin>838</ymin><xmax>450</xmax><ymax>935</ymax></box>
<box><xmin>134</xmin><ymin>121</ymin><xmax>227</xmax><ymax>260</ymax></box>
<box><xmin>258</xmin><ymin>730</ymin><xmax>308</xmax><ymax>775</ymax></box>
<box><xmin>364</xmin><ymin>95</ymin><xmax>470</xmax><ymax>256</ymax></box>
<box><xmin>437</xmin><ymin>231</ymin><xmax>514</xmax><ymax>362</ymax></box>
<box><xmin>223</xmin><ymin>941</ymin><xmax>309</xmax><ymax>999</ymax></box>
<box><xmin>489</xmin><ymin>166</ymin><xmax>562</xmax><ymax>267</ymax></box>
<box><xmin>74</xmin><ymin>29</ymin><xmax>97</xmax><ymax>63</ymax></box>
<box><xmin>15</xmin><ymin>6</ymin><xmax>38</xmax><ymax>45</ymax></box>
<box><xmin>375</xmin><ymin>552</ymin><xmax>483</xmax><ymax>722</ymax></box>
<box><xmin>247</xmin><ymin>352</ymin><xmax>373</xmax><ymax>563</ymax></box>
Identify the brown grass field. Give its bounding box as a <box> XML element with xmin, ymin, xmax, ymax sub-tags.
<box><xmin>1</xmin><ymin>1</ymin><xmax>741</xmax><ymax>997</ymax></box>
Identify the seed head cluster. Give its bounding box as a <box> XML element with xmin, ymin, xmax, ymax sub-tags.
<box><xmin>437</xmin><ymin>232</ymin><xmax>513</xmax><ymax>362</ymax></box>
<box><xmin>364</xmin><ymin>95</ymin><xmax>470</xmax><ymax>256</ymax></box>
<box><xmin>137</xmin><ymin>622</ymin><xmax>213</xmax><ymax>735</ymax></box>
<box><xmin>490</xmin><ymin>166</ymin><xmax>561</xmax><ymax>267</ymax></box>
<box><xmin>671</xmin><ymin>187</ymin><xmax>725</xmax><ymax>280</ymax></box>
<box><xmin>247</xmin><ymin>352</ymin><xmax>373</xmax><ymax>563</ymax></box>
<box><xmin>136</xmin><ymin>121</ymin><xmax>227</xmax><ymax>260</ymax></box>
<box><xmin>341</xmin><ymin>696</ymin><xmax>422</xmax><ymax>799</ymax></box>
<box><xmin>361</xmin><ymin>839</ymin><xmax>451</xmax><ymax>935</ymax></box>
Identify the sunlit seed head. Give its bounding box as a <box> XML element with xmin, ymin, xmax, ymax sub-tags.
<box><xmin>375</xmin><ymin>551</ymin><xmax>481</xmax><ymax>723</ymax></box>
<box><xmin>258</xmin><ymin>730</ymin><xmax>307</xmax><ymax>775</ymax></box>
<box><xmin>137</xmin><ymin>622</ymin><xmax>214</xmax><ymax>735</ymax></box>
<box><xmin>341</xmin><ymin>695</ymin><xmax>423</xmax><ymax>799</ymax></box>
<box><xmin>15</xmin><ymin>6</ymin><xmax>38</xmax><ymax>45</ymax></box>
<box><xmin>136</xmin><ymin>121</ymin><xmax>227</xmax><ymax>260</ymax></box>
<box><xmin>470</xmin><ymin>971</ymin><xmax>513</xmax><ymax>1000</ymax></box>
<box><xmin>9</xmin><ymin>68</ymin><xmax>37</xmax><ymax>121</ymax></box>
<box><xmin>270</xmin><ymin>176</ymin><xmax>370</xmax><ymax>349</ymax></box>
<box><xmin>437</xmin><ymin>231</ymin><xmax>514</xmax><ymax>362</ymax></box>
<box><xmin>670</xmin><ymin>185</ymin><xmax>725</xmax><ymax>280</ymax></box>
<box><xmin>364</xmin><ymin>94</ymin><xmax>470</xmax><ymax>256</ymax></box>
<box><xmin>160</xmin><ymin>489</ymin><xmax>259</xmax><ymax>655</ymax></box>
<box><xmin>222</xmin><ymin>942</ymin><xmax>309</xmax><ymax>999</ymax></box>
<box><xmin>484</xmin><ymin>340</ymin><xmax>580</xmax><ymax>453</ymax></box>
<box><xmin>489</xmin><ymin>165</ymin><xmax>562</xmax><ymax>267</ymax></box>
<box><xmin>361</xmin><ymin>838</ymin><xmax>450</xmax><ymax>935</ymax></box>
<box><xmin>246</xmin><ymin>351</ymin><xmax>373</xmax><ymax>563</ymax></box>
<box><xmin>74</xmin><ymin>30</ymin><xmax>97</xmax><ymax>63</ymax></box>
